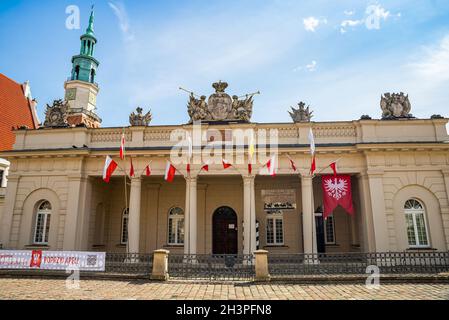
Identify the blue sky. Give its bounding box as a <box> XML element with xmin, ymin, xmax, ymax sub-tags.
<box><xmin>0</xmin><ymin>0</ymin><xmax>448</xmax><ymax>127</ymax></box>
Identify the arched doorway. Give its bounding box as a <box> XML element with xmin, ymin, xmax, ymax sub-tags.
<box><xmin>212</xmin><ymin>206</ymin><xmax>238</xmax><ymax>255</ymax></box>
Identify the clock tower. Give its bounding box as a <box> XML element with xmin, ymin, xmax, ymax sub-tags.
<box><xmin>64</xmin><ymin>7</ymin><xmax>102</xmax><ymax>128</ymax></box>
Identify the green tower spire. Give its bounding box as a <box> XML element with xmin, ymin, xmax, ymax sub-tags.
<box><xmin>85</xmin><ymin>5</ymin><xmax>95</xmax><ymax>37</ymax></box>
<box><xmin>69</xmin><ymin>5</ymin><xmax>99</xmax><ymax>84</ymax></box>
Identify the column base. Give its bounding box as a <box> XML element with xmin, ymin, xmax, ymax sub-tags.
<box><xmin>303</xmin><ymin>257</ymin><xmax>320</xmax><ymax>265</ymax></box>
<box><xmin>150</xmin><ymin>274</ymin><xmax>169</xmax><ymax>281</ymax></box>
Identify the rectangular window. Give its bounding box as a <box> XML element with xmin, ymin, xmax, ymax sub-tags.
<box><xmin>34</xmin><ymin>213</ymin><xmax>49</xmax><ymax>245</ymax></box>
<box><xmin>168</xmin><ymin>218</ymin><xmax>184</xmax><ymax>245</ymax></box>
<box><xmin>0</xmin><ymin>170</ymin><xmax>4</xmax><ymax>186</ymax></box>
<box><xmin>266</xmin><ymin>213</ymin><xmax>284</xmax><ymax>245</ymax></box>
<box><xmin>324</xmin><ymin>215</ymin><xmax>336</xmax><ymax>244</ymax></box>
<box><xmin>415</xmin><ymin>213</ymin><xmax>429</xmax><ymax>246</ymax></box>
<box><xmin>405</xmin><ymin>214</ymin><xmax>416</xmax><ymax>246</ymax></box>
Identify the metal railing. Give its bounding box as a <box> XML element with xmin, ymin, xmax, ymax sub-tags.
<box><xmin>104</xmin><ymin>253</ymin><xmax>153</xmax><ymax>275</ymax></box>
<box><xmin>168</xmin><ymin>254</ymin><xmax>255</xmax><ymax>281</ymax></box>
<box><xmin>268</xmin><ymin>252</ymin><xmax>449</xmax><ymax>276</ymax></box>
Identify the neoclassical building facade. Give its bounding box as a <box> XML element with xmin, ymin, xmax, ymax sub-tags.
<box><xmin>1</xmin><ymin>11</ymin><xmax>448</xmax><ymax>256</ymax></box>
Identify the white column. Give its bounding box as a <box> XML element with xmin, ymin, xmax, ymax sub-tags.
<box><xmin>0</xmin><ymin>175</ymin><xmax>19</xmax><ymax>248</ymax></box>
<box><xmin>64</xmin><ymin>175</ymin><xmax>84</xmax><ymax>250</ymax></box>
<box><xmin>301</xmin><ymin>176</ymin><xmax>315</xmax><ymax>254</ymax></box>
<box><xmin>128</xmin><ymin>177</ymin><xmax>142</xmax><ymax>253</ymax></box>
<box><xmin>366</xmin><ymin>171</ymin><xmax>389</xmax><ymax>252</ymax></box>
<box><xmin>184</xmin><ymin>178</ymin><xmax>191</xmax><ymax>255</ymax></box>
<box><xmin>189</xmin><ymin>176</ymin><xmax>198</xmax><ymax>255</ymax></box>
<box><xmin>243</xmin><ymin>175</ymin><xmax>256</xmax><ymax>255</ymax></box>
<box><xmin>357</xmin><ymin>174</ymin><xmax>376</xmax><ymax>252</ymax></box>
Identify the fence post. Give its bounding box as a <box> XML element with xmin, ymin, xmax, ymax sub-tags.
<box><xmin>151</xmin><ymin>249</ymin><xmax>169</xmax><ymax>281</ymax></box>
<box><xmin>254</xmin><ymin>250</ymin><xmax>270</xmax><ymax>281</ymax></box>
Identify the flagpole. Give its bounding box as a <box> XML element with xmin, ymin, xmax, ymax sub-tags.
<box><xmin>312</xmin><ymin>157</ymin><xmax>342</xmax><ymax>178</ymax></box>
<box><xmin>120</xmin><ymin>127</ymin><xmax>130</xmax><ymax>256</ymax></box>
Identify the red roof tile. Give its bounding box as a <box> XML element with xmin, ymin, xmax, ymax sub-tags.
<box><xmin>0</xmin><ymin>73</ymin><xmax>39</xmax><ymax>151</ymax></box>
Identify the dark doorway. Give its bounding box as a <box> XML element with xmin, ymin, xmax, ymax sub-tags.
<box><xmin>212</xmin><ymin>206</ymin><xmax>238</xmax><ymax>255</ymax></box>
<box><xmin>315</xmin><ymin>214</ymin><xmax>326</xmax><ymax>254</ymax></box>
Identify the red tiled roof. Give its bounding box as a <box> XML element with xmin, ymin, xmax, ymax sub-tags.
<box><xmin>0</xmin><ymin>73</ymin><xmax>39</xmax><ymax>151</ymax></box>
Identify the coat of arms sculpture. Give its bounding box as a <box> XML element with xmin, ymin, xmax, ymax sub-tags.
<box><xmin>289</xmin><ymin>102</ymin><xmax>313</xmax><ymax>123</ymax></box>
<box><xmin>183</xmin><ymin>81</ymin><xmax>259</xmax><ymax>123</ymax></box>
<box><xmin>380</xmin><ymin>92</ymin><xmax>413</xmax><ymax>119</ymax></box>
<box><xmin>129</xmin><ymin>107</ymin><xmax>152</xmax><ymax>126</ymax></box>
<box><xmin>43</xmin><ymin>99</ymin><xmax>69</xmax><ymax>128</ymax></box>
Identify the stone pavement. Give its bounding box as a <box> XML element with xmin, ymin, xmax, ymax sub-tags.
<box><xmin>0</xmin><ymin>278</ymin><xmax>449</xmax><ymax>300</ymax></box>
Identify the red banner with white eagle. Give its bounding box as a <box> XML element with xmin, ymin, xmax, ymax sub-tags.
<box><xmin>321</xmin><ymin>175</ymin><xmax>354</xmax><ymax>219</ymax></box>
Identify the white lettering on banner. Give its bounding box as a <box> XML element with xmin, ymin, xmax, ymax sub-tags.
<box><xmin>0</xmin><ymin>250</ymin><xmax>106</xmax><ymax>272</ymax></box>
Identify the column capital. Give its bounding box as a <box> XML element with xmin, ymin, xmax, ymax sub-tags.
<box><xmin>4</xmin><ymin>175</ymin><xmax>20</xmax><ymax>183</ymax></box>
<box><xmin>365</xmin><ymin>169</ymin><xmax>384</xmax><ymax>177</ymax></box>
<box><xmin>130</xmin><ymin>176</ymin><xmax>142</xmax><ymax>183</ymax></box>
<box><xmin>242</xmin><ymin>175</ymin><xmax>255</xmax><ymax>183</ymax></box>
<box><xmin>186</xmin><ymin>175</ymin><xmax>198</xmax><ymax>183</ymax></box>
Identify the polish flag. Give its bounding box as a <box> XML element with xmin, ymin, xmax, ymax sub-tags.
<box><xmin>129</xmin><ymin>158</ymin><xmax>135</xmax><ymax>177</ymax></box>
<box><xmin>330</xmin><ymin>162</ymin><xmax>338</xmax><ymax>177</ymax></box>
<box><xmin>164</xmin><ymin>161</ymin><xmax>176</xmax><ymax>183</ymax></box>
<box><xmin>308</xmin><ymin>128</ymin><xmax>316</xmax><ymax>175</ymax></box>
<box><xmin>310</xmin><ymin>155</ymin><xmax>316</xmax><ymax>175</ymax></box>
<box><xmin>103</xmin><ymin>156</ymin><xmax>118</xmax><ymax>183</ymax></box>
<box><xmin>120</xmin><ymin>133</ymin><xmax>125</xmax><ymax>160</ymax></box>
<box><xmin>187</xmin><ymin>133</ymin><xmax>192</xmax><ymax>174</ymax></box>
<box><xmin>201</xmin><ymin>162</ymin><xmax>209</xmax><ymax>172</ymax></box>
<box><xmin>145</xmin><ymin>164</ymin><xmax>151</xmax><ymax>176</ymax></box>
<box><xmin>222</xmin><ymin>159</ymin><xmax>232</xmax><ymax>169</ymax></box>
<box><xmin>286</xmin><ymin>155</ymin><xmax>297</xmax><ymax>172</ymax></box>
<box><xmin>266</xmin><ymin>154</ymin><xmax>277</xmax><ymax>177</ymax></box>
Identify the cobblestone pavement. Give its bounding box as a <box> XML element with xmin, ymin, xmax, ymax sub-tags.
<box><xmin>0</xmin><ymin>278</ymin><xmax>448</xmax><ymax>300</ymax></box>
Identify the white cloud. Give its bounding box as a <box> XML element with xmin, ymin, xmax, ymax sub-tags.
<box><xmin>306</xmin><ymin>60</ymin><xmax>317</xmax><ymax>72</ymax></box>
<box><xmin>340</xmin><ymin>19</ymin><xmax>364</xmax><ymax>33</ymax></box>
<box><xmin>108</xmin><ymin>1</ymin><xmax>134</xmax><ymax>41</ymax></box>
<box><xmin>344</xmin><ymin>10</ymin><xmax>355</xmax><ymax>16</ymax></box>
<box><xmin>303</xmin><ymin>17</ymin><xmax>320</xmax><ymax>32</ymax></box>
<box><xmin>408</xmin><ymin>35</ymin><xmax>449</xmax><ymax>83</ymax></box>
<box><xmin>293</xmin><ymin>60</ymin><xmax>317</xmax><ymax>72</ymax></box>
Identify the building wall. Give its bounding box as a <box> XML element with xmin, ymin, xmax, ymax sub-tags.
<box><xmin>1</xmin><ymin>119</ymin><xmax>449</xmax><ymax>253</ymax></box>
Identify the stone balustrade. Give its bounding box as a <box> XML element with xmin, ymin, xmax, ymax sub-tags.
<box><xmin>7</xmin><ymin>118</ymin><xmax>448</xmax><ymax>153</ymax></box>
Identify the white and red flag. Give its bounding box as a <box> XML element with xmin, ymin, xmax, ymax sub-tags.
<box><xmin>266</xmin><ymin>154</ymin><xmax>277</xmax><ymax>177</ymax></box>
<box><xmin>145</xmin><ymin>164</ymin><xmax>151</xmax><ymax>176</ymax></box>
<box><xmin>187</xmin><ymin>133</ymin><xmax>193</xmax><ymax>174</ymax></box>
<box><xmin>222</xmin><ymin>159</ymin><xmax>232</xmax><ymax>169</ymax></box>
<box><xmin>330</xmin><ymin>162</ymin><xmax>338</xmax><ymax>177</ymax></box>
<box><xmin>129</xmin><ymin>158</ymin><xmax>135</xmax><ymax>177</ymax></box>
<box><xmin>201</xmin><ymin>162</ymin><xmax>209</xmax><ymax>172</ymax></box>
<box><xmin>120</xmin><ymin>132</ymin><xmax>125</xmax><ymax>160</ymax></box>
<box><xmin>164</xmin><ymin>161</ymin><xmax>177</xmax><ymax>183</ymax></box>
<box><xmin>103</xmin><ymin>156</ymin><xmax>118</xmax><ymax>183</ymax></box>
<box><xmin>321</xmin><ymin>175</ymin><xmax>354</xmax><ymax>219</ymax></box>
<box><xmin>286</xmin><ymin>155</ymin><xmax>297</xmax><ymax>172</ymax></box>
<box><xmin>308</xmin><ymin>128</ymin><xmax>316</xmax><ymax>175</ymax></box>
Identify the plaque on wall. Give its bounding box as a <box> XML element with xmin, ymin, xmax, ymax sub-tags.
<box><xmin>261</xmin><ymin>189</ymin><xmax>297</xmax><ymax>212</ymax></box>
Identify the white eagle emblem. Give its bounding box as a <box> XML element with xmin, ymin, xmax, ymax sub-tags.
<box><xmin>324</xmin><ymin>178</ymin><xmax>348</xmax><ymax>200</ymax></box>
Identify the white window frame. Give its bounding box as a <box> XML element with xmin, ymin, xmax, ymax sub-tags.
<box><xmin>266</xmin><ymin>211</ymin><xmax>284</xmax><ymax>246</ymax></box>
<box><xmin>168</xmin><ymin>207</ymin><xmax>184</xmax><ymax>245</ymax></box>
<box><xmin>33</xmin><ymin>201</ymin><xmax>52</xmax><ymax>245</ymax></box>
<box><xmin>324</xmin><ymin>214</ymin><xmax>336</xmax><ymax>245</ymax></box>
<box><xmin>404</xmin><ymin>199</ymin><xmax>430</xmax><ymax>248</ymax></box>
<box><xmin>121</xmin><ymin>208</ymin><xmax>129</xmax><ymax>245</ymax></box>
